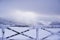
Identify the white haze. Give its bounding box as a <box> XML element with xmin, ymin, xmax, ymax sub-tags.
<box><xmin>0</xmin><ymin>10</ymin><xmax>60</xmax><ymax>25</ymax></box>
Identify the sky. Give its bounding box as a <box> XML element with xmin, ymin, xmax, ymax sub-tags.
<box><xmin>0</xmin><ymin>0</ymin><xmax>60</xmax><ymax>24</ymax></box>
<box><xmin>0</xmin><ymin>0</ymin><xmax>60</xmax><ymax>14</ymax></box>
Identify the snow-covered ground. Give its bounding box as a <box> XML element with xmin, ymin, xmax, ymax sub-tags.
<box><xmin>0</xmin><ymin>27</ymin><xmax>60</xmax><ymax>40</ymax></box>
<box><xmin>0</xmin><ymin>17</ymin><xmax>60</xmax><ymax>40</ymax></box>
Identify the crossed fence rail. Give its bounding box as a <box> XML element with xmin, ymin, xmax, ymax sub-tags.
<box><xmin>0</xmin><ymin>24</ymin><xmax>60</xmax><ymax>40</ymax></box>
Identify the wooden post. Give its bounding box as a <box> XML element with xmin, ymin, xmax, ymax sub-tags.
<box><xmin>36</xmin><ymin>28</ymin><xmax>39</xmax><ymax>40</ymax></box>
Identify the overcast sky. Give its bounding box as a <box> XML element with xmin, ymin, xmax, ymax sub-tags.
<box><xmin>0</xmin><ymin>0</ymin><xmax>60</xmax><ymax>22</ymax></box>
<box><xmin>0</xmin><ymin>0</ymin><xmax>60</xmax><ymax>14</ymax></box>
